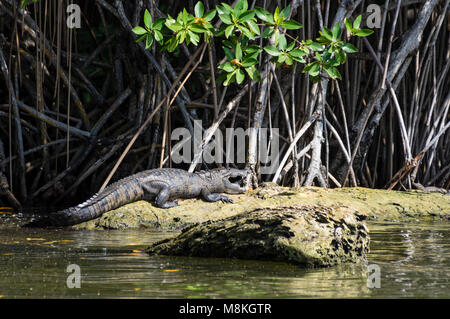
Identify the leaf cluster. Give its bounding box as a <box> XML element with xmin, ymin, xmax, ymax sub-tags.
<box><xmin>132</xmin><ymin>1</ymin><xmax>374</xmax><ymax>85</ymax></box>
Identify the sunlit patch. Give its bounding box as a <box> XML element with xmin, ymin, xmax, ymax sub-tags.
<box><xmin>42</xmin><ymin>241</ymin><xmax>58</xmax><ymax>245</ymax></box>
<box><xmin>26</xmin><ymin>238</ymin><xmax>46</xmax><ymax>241</ymax></box>
<box><xmin>0</xmin><ymin>207</ymin><xmax>14</xmax><ymax>215</ymax></box>
<box><xmin>128</xmin><ymin>249</ymin><xmax>145</xmax><ymax>256</ymax></box>
<box><xmin>58</xmin><ymin>240</ymin><xmax>74</xmax><ymax>244</ymax></box>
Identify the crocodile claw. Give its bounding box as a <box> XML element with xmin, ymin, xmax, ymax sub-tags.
<box><xmin>221</xmin><ymin>196</ymin><xmax>233</xmax><ymax>203</ymax></box>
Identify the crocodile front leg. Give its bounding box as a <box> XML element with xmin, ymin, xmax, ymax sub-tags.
<box><xmin>201</xmin><ymin>189</ymin><xmax>233</xmax><ymax>203</ymax></box>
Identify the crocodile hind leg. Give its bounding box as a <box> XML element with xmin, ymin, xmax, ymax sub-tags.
<box><xmin>201</xmin><ymin>189</ymin><xmax>233</xmax><ymax>203</ymax></box>
<box><xmin>142</xmin><ymin>182</ymin><xmax>178</xmax><ymax>209</ymax></box>
<box><xmin>154</xmin><ymin>186</ymin><xmax>179</xmax><ymax>209</ymax></box>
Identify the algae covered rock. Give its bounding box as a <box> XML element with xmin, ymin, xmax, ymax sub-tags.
<box><xmin>73</xmin><ymin>184</ymin><xmax>450</xmax><ymax>231</ymax></box>
<box><xmin>146</xmin><ymin>205</ymin><xmax>370</xmax><ymax>267</ymax></box>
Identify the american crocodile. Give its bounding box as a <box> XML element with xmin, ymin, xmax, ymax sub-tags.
<box><xmin>24</xmin><ymin>168</ymin><xmax>248</xmax><ymax>227</ymax></box>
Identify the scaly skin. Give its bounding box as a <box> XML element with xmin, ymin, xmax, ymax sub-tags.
<box><xmin>24</xmin><ymin>168</ymin><xmax>248</xmax><ymax>227</ymax></box>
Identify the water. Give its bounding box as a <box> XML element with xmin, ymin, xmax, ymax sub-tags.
<box><xmin>0</xmin><ymin>217</ymin><xmax>448</xmax><ymax>298</ymax></box>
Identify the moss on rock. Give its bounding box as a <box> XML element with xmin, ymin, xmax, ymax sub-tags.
<box><xmin>73</xmin><ymin>184</ymin><xmax>450</xmax><ymax>230</ymax></box>
<box><xmin>145</xmin><ymin>205</ymin><xmax>370</xmax><ymax>267</ymax></box>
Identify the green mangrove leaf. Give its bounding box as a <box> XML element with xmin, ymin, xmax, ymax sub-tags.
<box><xmin>236</xmin><ymin>68</ymin><xmax>245</xmax><ymax>84</ymax></box>
<box><xmin>255</xmin><ymin>7</ymin><xmax>273</xmax><ymax>23</ymax></box>
<box><xmin>219</xmin><ymin>13</ymin><xmax>232</xmax><ymax>24</ymax></box>
<box><xmin>153</xmin><ymin>18</ymin><xmax>166</xmax><ymax>30</ymax></box>
<box><xmin>194</xmin><ymin>1</ymin><xmax>204</xmax><ymax>17</ymax></box>
<box><xmin>354</xmin><ymin>15</ymin><xmax>362</xmax><ymax>29</ymax></box>
<box><xmin>344</xmin><ymin>17</ymin><xmax>353</xmax><ymax>33</ymax></box>
<box><xmin>332</xmin><ymin>23</ymin><xmax>342</xmax><ymax>40</ymax></box>
<box><xmin>264</xmin><ymin>45</ymin><xmax>281</xmax><ymax>56</ymax></box>
<box><xmin>144</xmin><ymin>9</ymin><xmax>152</xmax><ymax>29</ymax></box>
<box><xmin>203</xmin><ymin>9</ymin><xmax>217</xmax><ymax>21</ymax></box>
<box><xmin>280</xmin><ymin>5</ymin><xmax>291</xmax><ymax>19</ymax></box>
<box><xmin>341</xmin><ymin>43</ymin><xmax>358</xmax><ymax>53</ymax></box>
<box><xmin>247</xmin><ymin>20</ymin><xmax>260</xmax><ymax>35</ymax></box>
<box><xmin>132</xmin><ymin>26</ymin><xmax>147</xmax><ymax>35</ymax></box>
<box><xmin>281</xmin><ymin>20</ymin><xmax>302</xmax><ymax>30</ymax></box>
<box><xmin>242</xmin><ymin>57</ymin><xmax>258</xmax><ymax>68</ymax></box>
<box><xmin>353</xmin><ymin>29</ymin><xmax>374</xmax><ymax>37</ymax></box>
<box><xmin>235</xmin><ymin>42</ymin><xmax>243</xmax><ymax>60</ymax></box>
<box><xmin>145</xmin><ymin>33</ymin><xmax>154</xmax><ymax>49</ymax></box>
<box><xmin>324</xmin><ymin>65</ymin><xmax>342</xmax><ymax>79</ymax></box>
<box><xmin>223</xmin><ymin>46</ymin><xmax>235</xmax><ymax>60</ymax></box>
<box><xmin>219</xmin><ymin>62</ymin><xmax>235</xmax><ymax>72</ymax></box>
<box><xmin>239</xmin><ymin>11</ymin><xmax>255</xmax><ymax>23</ymax></box>
<box><xmin>154</xmin><ymin>30</ymin><xmax>164</xmax><ymax>42</ymax></box>
<box><xmin>261</xmin><ymin>26</ymin><xmax>274</xmax><ymax>38</ymax></box>
<box><xmin>225</xmin><ymin>25</ymin><xmax>234</xmax><ymax>38</ymax></box>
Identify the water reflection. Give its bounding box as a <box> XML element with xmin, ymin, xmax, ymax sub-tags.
<box><xmin>367</xmin><ymin>222</ymin><xmax>449</xmax><ymax>298</ymax></box>
<box><xmin>0</xmin><ymin>220</ymin><xmax>448</xmax><ymax>298</ymax></box>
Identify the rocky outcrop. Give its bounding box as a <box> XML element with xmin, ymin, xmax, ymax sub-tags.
<box><xmin>65</xmin><ymin>183</ymin><xmax>450</xmax><ymax>267</ymax></box>
<box><xmin>146</xmin><ymin>205</ymin><xmax>370</xmax><ymax>267</ymax></box>
<box><xmin>73</xmin><ymin>184</ymin><xmax>450</xmax><ymax>230</ymax></box>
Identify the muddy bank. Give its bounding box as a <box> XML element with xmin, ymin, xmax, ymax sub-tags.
<box><xmin>73</xmin><ymin>183</ymin><xmax>450</xmax><ymax>230</ymax></box>
<box><xmin>146</xmin><ymin>205</ymin><xmax>369</xmax><ymax>267</ymax></box>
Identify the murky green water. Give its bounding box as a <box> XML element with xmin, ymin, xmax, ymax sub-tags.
<box><xmin>0</xmin><ymin>216</ymin><xmax>448</xmax><ymax>298</ymax></box>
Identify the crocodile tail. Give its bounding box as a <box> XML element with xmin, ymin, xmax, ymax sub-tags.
<box><xmin>23</xmin><ymin>182</ymin><xmax>143</xmax><ymax>227</ymax></box>
<box><xmin>23</xmin><ymin>206</ymin><xmax>100</xmax><ymax>227</ymax></box>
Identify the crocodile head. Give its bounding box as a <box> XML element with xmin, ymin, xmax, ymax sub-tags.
<box><xmin>200</xmin><ymin>168</ymin><xmax>249</xmax><ymax>194</ymax></box>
